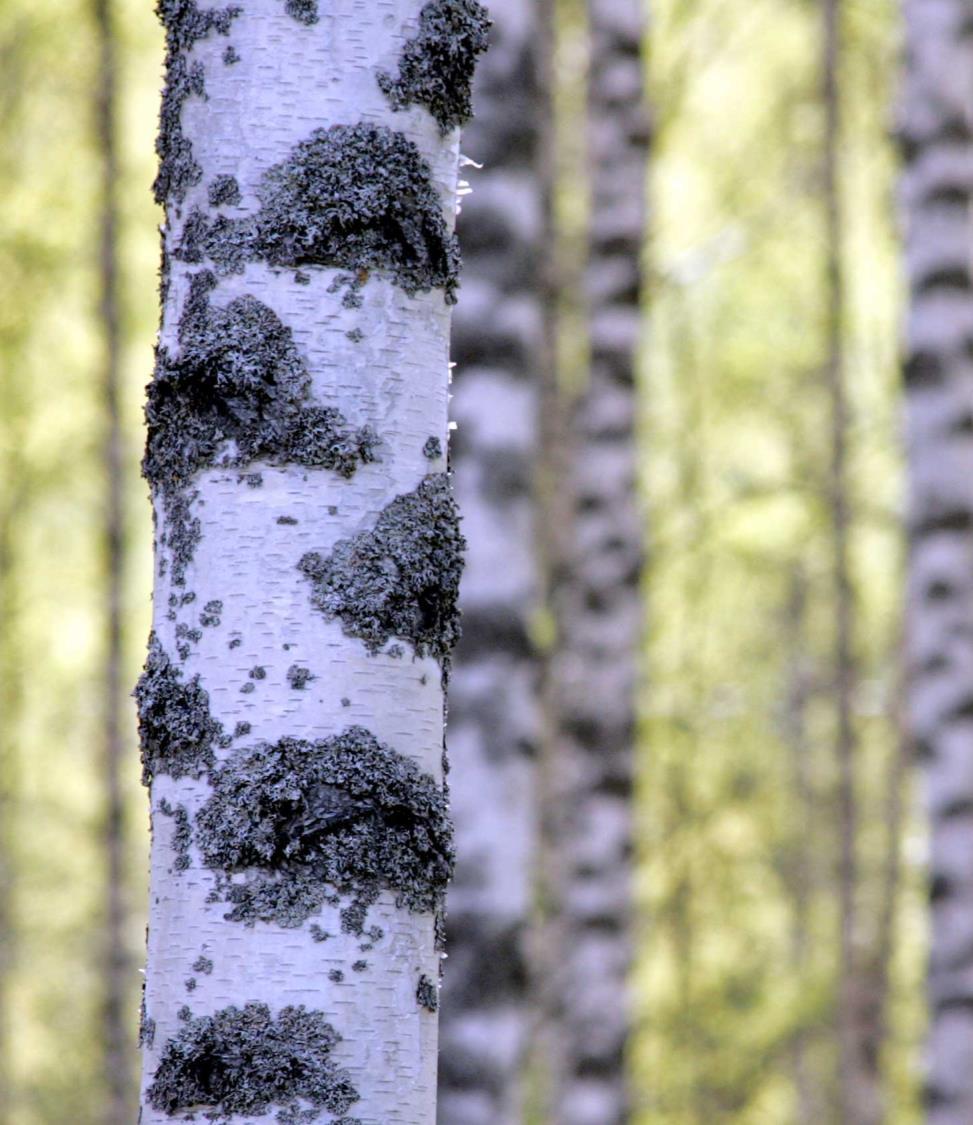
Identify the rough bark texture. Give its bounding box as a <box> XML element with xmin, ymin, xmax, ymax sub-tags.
<box><xmin>93</xmin><ymin>0</ymin><xmax>132</xmax><ymax>1119</ymax></box>
<box><xmin>139</xmin><ymin>3</ymin><xmax>482</xmax><ymax>1121</ymax></box>
<box><xmin>901</xmin><ymin>2</ymin><xmax>973</xmax><ymax>1120</ymax></box>
<box><xmin>544</xmin><ymin>3</ymin><xmax>648</xmax><ymax>1122</ymax></box>
<box><xmin>436</xmin><ymin>4</ymin><xmax>541</xmax><ymax>1123</ymax></box>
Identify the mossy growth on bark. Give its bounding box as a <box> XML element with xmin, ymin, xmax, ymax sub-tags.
<box><xmin>135</xmin><ymin>633</ymin><xmax>224</xmax><ymax>784</ymax></box>
<box><xmin>146</xmin><ymin>1002</ymin><xmax>361</xmax><ymax>1123</ymax></box>
<box><xmin>299</xmin><ymin>474</ymin><xmax>465</xmax><ymax>661</ymax></box>
<box><xmin>155</xmin><ymin>1</ymin><xmax>241</xmax><ymax>204</ymax></box>
<box><xmin>282</xmin><ymin>0</ymin><xmax>318</xmax><ymax>23</ymax></box>
<box><xmin>378</xmin><ymin>0</ymin><xmax>491</xmax><ymax>134</ymax></box>
<box><xmin>194</xmin><ymin>726</ymin><xmax>453</xmax><ymax>933</ymax></box>
<box><xmin>177</xmin><ymin>124</ymin><xmax>461</xmax><ymax>301</ymax></box>
<box><xmin>144</xmin><ymin>270</ymin><xmax>377</xmax><ymax>581</ymax></box>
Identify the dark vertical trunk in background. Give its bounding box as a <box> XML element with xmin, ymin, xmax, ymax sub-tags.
<box><xmin>543</xmin><ymin>2</ymin><xmax>649</xmax><ymax>1121</ymax></box>
<box><xmin>437</xmin><ymin>3</ymin><xmax>542</xmax><ymax>1122</ymax></box>
<box><xmin>92</xmin><ymin>2</ymin><xmax>130</xmax><ymax>1121</ymax></box>
<box><xmin>900</xmin><ymin>1</ymin><xmax>973</xmax><ymax>1120</ymax></box>
<box><xmin>822</xmin><ymin>1</ymin><xmax>868</xmax><ymax>1118</ymax></box>
<box><xmin>0</xmin><ymin>491</ymin><xmax>19</xmax><ymax>1125</ymax></box>
<box><xmin>782</xmin><ymin>565</ymin><xmax>818</xmax><ymax>1125</ymax></box>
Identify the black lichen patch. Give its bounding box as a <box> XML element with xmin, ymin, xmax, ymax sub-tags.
<box><xmin>299</xmin><ymin>474</ymin><xmax>465</xmax><ymax>661</ymax></box>
<box><xmin>193</xmin><ymin>954</ymin><xmax>214</xmax><ymax>974</ymax></box>
<box><xmin>146</xmin><ymin>1003</ymin><xmax>359</xmax><ymax>1122</ymax></box>
<box><xmin>139</xmin><ymin>994</ymin><xmax>156</xmax><ymax>1049</ymax></box>
<box><xmin>136</xmin><ymin>633</ymin><xmax>223</xmax><ymax>784</ymax></box>
<box><xmin>282</xmin><ymin>0</ymin><xmax>318</xmax><ymax>23</ymax></box>
<box><xmin>328</xmin><ymin>969</ymin><xmax>344</xmax><ymax>983</ymax></box>
<box><xmin>155</xmin><ymin>1</ymin><xmax>241</xmax><ymax>205</ymax></box>
<box><xmin>145</xmin><ymin>271</ymin><xmax>377</xmax><ymax>491</ymax></box>
<box><xmin>251</xmin><ymin>124</ymin><xmax>460</xmax><ymax>301</ymax></box>
<box><xmin>159</xmin><ymin>799</ymin><xmax>193</xmax><ymax>871</ymax></box>
<box><xmin>277</xmin><ymin>514</ymin><xmax>299</xmax><ymax>525</ymax></box>
<box><xmin>287</xmin><ymin>664</ymin><xmax>314</xmax><ymax>690</ymax></box>
<box><xmin>416</xmin><ymin>973</ymin><xmax>438</xmax><ymax>1012</ymax></box>
<box><xmin>200</xmin><ymin>599</ymin><xmax>223</xmax><ymax>627</ymax></box>
<box><xmin>194</xmin><ymin>727</ymin><xmax>453</xmax><ymax>933</ymax></box>
<box><xmin>144</xmin><ymin>271</ymin><xmax>378</xmax><ymax>578</ymax></box>
<box><xmin>422</xmin><ymin>435</ymin><xmax>442</xmax><ymax>459</ymax></box>
<box><xmin>351</xmin><ymin>960</ymin><xmax>367</xmax><ymax>973</ymax></box>
<box><xmin>378</xmin><ymin>0</ymin><xmax>490</xmax><ymax>134</ymax></box>
<box><xmin>208</xmin><ymin>174</ymin><xmax>241</xmax><ymax>207</ymax></box>
<box><xmin>222</xmin><ymin>43</ymin><xmax>239</xmax><ymax>65</ymax></box>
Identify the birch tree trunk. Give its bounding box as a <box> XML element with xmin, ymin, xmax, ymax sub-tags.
<box><xmin>544</xmin><ymin>3</ymin><xmax>648</xmax><ymax>1121</ymax></box>
<box><xmin>436</xmin><ymin>3</ymin><xmax>541</xmax><ymax>1123</ymax></box>
<box><xmin>138</xmin><ymin>3</ymin><xmax>485</xmax><ymax>1121</ymax></box>
<box><xmin>901</xmin><ymin>2</ymin><xmax>973</xmax><ymax>1120</ymax></box>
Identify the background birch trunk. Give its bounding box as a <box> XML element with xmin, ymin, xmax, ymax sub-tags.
<box><xmin>138</xmin><ymin>2</ymin><xmax>484</xmax><ymax>1121</ymax></box>
<box><xmin>544</xmin><ymin>2</ymin><xmax>649</xmax><ymax>1121</ymax></box>
<box><xmin>901</xmin><ymin>0</ymin><xmax>973</xmax><ymax>1119</ymax></box>
<box><xmin>436</xmin><ymin>2</ymin><xmax>541</xmax><ymax>1122</ymax></box>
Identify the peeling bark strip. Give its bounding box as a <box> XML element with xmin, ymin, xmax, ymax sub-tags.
<box><xmin>177</xmin><ymin>125</ymin><xmax>462</xmax><ymax>300</ymax></box>
<box><xmin>147</xmin><ymin>1003</ymin><xmax>360</xmax><ymax>1122</ymax></box>
<box><xmin>195</xmin><ymin>727</ymin><xmax>453</xmax><ymax>931</ymax></box>
<box><xmin>378</xmin><ymin>0</ymin><xmax>491</xmax><ymax>134</ymax></box>
<box><xmin>299</xmin><ymin>474</ymin><xmax>465</xmax><ymax>661</ymax></box>
<box><xmin>142</xmin><ymin>2</ymin><xmax>475</xmax><ymax>1119</ymax></box>
<box><xmin>135</xmin><ymin>633</ymin><xmax>224</xmax><ymax>784</ymax></box>
<box><xmin>901</xmin><ymin>1</ymin><xmax>973</xmax><ymax>1120</ymax></box>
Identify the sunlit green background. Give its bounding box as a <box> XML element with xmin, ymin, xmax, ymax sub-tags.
<box><xmin>0</xmin><ymin>0</ymin><xmax>921</xmax><ymax>1121</ymax></box>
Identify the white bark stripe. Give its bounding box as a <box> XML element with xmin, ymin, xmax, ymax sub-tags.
<box><xmin>139</xmin><ymin>2</ymin><xmax>475</xmax><ymax>1121</ymax></box>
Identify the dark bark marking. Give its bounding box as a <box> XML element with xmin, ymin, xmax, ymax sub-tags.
<box><xmin>299</xmin><ymin>474</ymin><xmax>465</xmax><ymax>662</ymax></box>
<box><xmin>158</xmin><ymin>799</ymin><xmax>193</xmax><ymax>870</ymax></box>
<box><xmin>378</xmin><ymin>0</ymin><xmax>491</xmax><ymax>134</ymax></box>
<box><xmin>194</xmin><ymin>727</ymin><xmax>454</xmax><ymax>933</ymax></box>
<box><xmin>207</xmin><ymin>174</ymin><xmax>241</xmax><ymax>207</ymax></box>
<box><xmin>416</xmin><ymin>973</ymin><xmax>439</xmax><ymax>1012</ymax></box>
<box><xmin>144</xmin><ymin>270</ymin><xmax>378</xmax><ymax>581</ymax></box>
<box><xmin>176</xmin><ymin>125</ymin><xmax>461</xmax><ymax>301</ymax></box>
<box><xmin>155</xmin><ymin>1</ymin><xmax>241</xmax><ymax>205</ymax></box>
<box><xmin>135</xmin><ymin>633</ymin><xmax>223</xmax><ymax>784</ymax></box>
<box><xmin>282</xmin><ymin>0</ymin><xmax>319</xmax><ymax>24</ymax></box>
<box><xmin>286</xmin><ymin>664</ymin><xmax>315</xmax><ymax>689</ymax></box>
<box><xmin>146</xmin><ymin>1003</ymin><xmax>361</xmax><ymax>1123</ymax></box>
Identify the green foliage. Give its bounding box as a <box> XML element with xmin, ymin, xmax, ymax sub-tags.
<box><xmin>636</xmin><ymin>0</ymin><xmax>922</xmax><ymax>1121</ymax></box>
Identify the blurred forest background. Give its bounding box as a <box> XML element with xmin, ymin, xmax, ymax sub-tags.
<box><xmin>0</xmin><ymin>0</ymin><xmax>928</xmax><ymax>1121</ymax></box>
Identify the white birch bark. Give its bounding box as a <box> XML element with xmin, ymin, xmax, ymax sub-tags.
<box><xmin>901</xmin><ymin>1</ymin><xmax>973</xmax><ymax>1120</ymax></box>
<box><xmin>436</xmin><ymin>4</ymin><xmax>541</xmax><ymax>1122</ymax></box>
<box><xmin>138</xmin><ymin>3</ymin><xmax>484</xmax><ymax>1122</ymax></box>
<box><xmin>545</xmin><ymin>2</ymin><xmax>648</xmax><ymax>1122</ymax></box>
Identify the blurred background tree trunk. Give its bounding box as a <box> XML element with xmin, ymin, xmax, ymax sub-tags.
<box><xmin>92</xmin><ymin>1</ymin><xmax>131</xmax><ymax>1121</ymax></box>
<box><xmin>437</xmin><ymin>3</ymin><xmax>542</xmax><ymax>1122</ymax></box>
<box><xmin>901</xmin><ymin>0</ymin><xmax>973</xmax><ymax>1118</ymax></box>
<box><xmin>542</xmin><ymin>2</ymin><xmax>649</xmax><ymax>1121</ymax></box>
